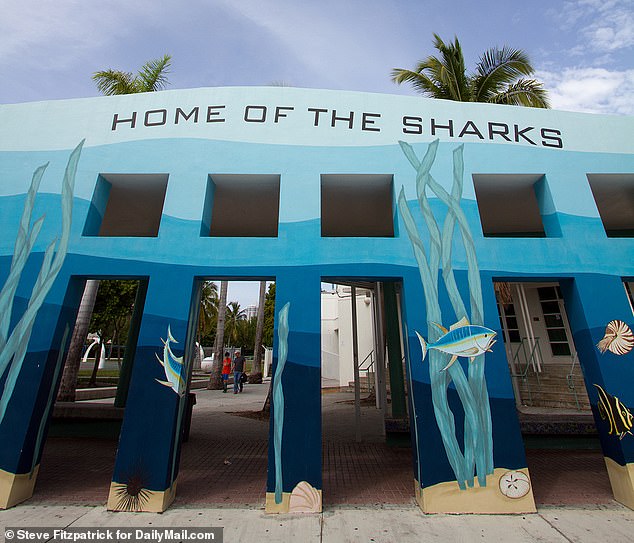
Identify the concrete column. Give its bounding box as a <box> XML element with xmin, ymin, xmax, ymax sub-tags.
<box><xmin>107</xmin><ymin>272</ymin><xmax>198</xmax><ymax>513</ymax></box>
<box><xmin>561</xmin><ymin>274</ymin><xmax>634</xmax><ymax>510</ymax></box>
<box><xmin>0</xmin><ymin>275</ymin><xmax>82</xmax><ymax>509</ymax></box>
<box><xmin>402</xmin><ymin>270</ymin><xmax>536</xmax><ymax>514</ymax></box>
<box><xmin>383</xmin><ymin>282</ymin><xmax>407</xmax><ymax>419</ymax></box>
<box><xmin>265</xmin><ymin>270</ymin><xmax>322</xmax><ymax>513</ymax></box>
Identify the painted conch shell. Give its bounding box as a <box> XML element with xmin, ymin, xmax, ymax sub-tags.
<box><xmin>288</xmin><ymin>481</ymin><xmax>321</xmax><ymax>513</ymax></box>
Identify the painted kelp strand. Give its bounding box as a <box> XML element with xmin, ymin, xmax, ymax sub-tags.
<box><xmin>31</xmin><ymin>324</ymin><xmax>70</xmax><ymax>477</ymax></box>
<box><xmin>398</xmin><ymin>139</ymin><xmax>493</xmax><ymax>489</ymax></box>
<box><xmin>0</xmin><ymin>141</ymin><xmax>83</xmax><ymax>424</ymax></box>
<box><xmin>273</xmin><ymin>302</ymin><xmax>290</xmax><ymax>504</ymax></box>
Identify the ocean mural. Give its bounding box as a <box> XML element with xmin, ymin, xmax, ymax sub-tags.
<box><xmin>594</xmin><ymin>384</ymin><xmax>633</xmax><ymax>440</ymax></box>
<box><xmin>273</xmin><ymin>302</ymin><xmax>290</xmax><ymax>504</ymax></box>
<box><xmin>596</xmin><ymin>320</ymin><xmax>634</xmax><ymax>356</ymax></box>
<box><xmin>155</xmin><ymin>325</ymin><xmax>186</xmax><ymax>396</ymax></box>
<box><xmin>0</xmin><ymin>141</ymin><xmax>83</xmax><ymax>425</ymax></box>
<box><xmin>398</xmin><ymin>139</ymin><xmax>494</xmax><ymax>490</ymax></box>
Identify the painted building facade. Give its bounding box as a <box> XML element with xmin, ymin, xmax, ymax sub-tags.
<box><xmin>0</xmin><ymin>87</ymin><xmax>633</xmax><ymax>513</ymax></box>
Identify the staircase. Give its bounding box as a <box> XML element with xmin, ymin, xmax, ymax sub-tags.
<box><xmin>516</xmin><ymin>363</ymin><xmax>591</xmax><ymax>411</ymax></box>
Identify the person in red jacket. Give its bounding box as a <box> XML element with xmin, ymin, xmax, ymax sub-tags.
<box><xmin>221</xmin><ymin>351</ymin><xmax>231</xmax><ymax>393</ymax></box>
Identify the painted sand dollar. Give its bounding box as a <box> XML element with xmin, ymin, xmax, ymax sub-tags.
<box><xmin>499</xmin><ymin>470</ymin><xmax>531</xmax><ymax>499</ymax></box>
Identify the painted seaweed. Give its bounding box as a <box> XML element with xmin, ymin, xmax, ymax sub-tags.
<box><xmin>397</xmin><ymin>139</ymin><xmax>493</xmax><ymax>489</ymax></box>
<box><xmin>0</xmin><ymin>141</ymin><xmax>84</xmax><ymax>425</ymax></box>
<box><xmin>273</xmin><ymin>302</ymin><xmax>290</xmax><ymax>504</ymax></box>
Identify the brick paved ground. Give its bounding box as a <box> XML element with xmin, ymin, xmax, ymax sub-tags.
<box><xmin>28</xmin><ymin>388</ymin><xmax>616</xmax><ymax>508</ymax></box>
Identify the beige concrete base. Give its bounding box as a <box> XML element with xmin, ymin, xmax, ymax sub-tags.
<box><xmin>266</xmin><ymin>492</ymin><xmax>292</xmax><ymax>513</ymax></box>
<box><xmin>415</xmin><ymin>468</ymin><xmax>537</xmax><ymax>514</ymax></box>
<box><xmin>604</xmin><ymin>457</ymin><xmax>634</xmax><ymax>510</ymax></box>
<box><xmin>0</xmin><ymin>466</ymin><xmax>39</xmax><ymax>509</ymax></box>
<box><xmin>107</xmin><ymin>480</ymin><xmax>177</xmax><ymax>513</ymax></box>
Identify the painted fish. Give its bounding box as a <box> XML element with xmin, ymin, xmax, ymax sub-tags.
<box><xmin>155</xmin><ymin>325</ymin><xmax>186</xmax><ymax>396</ymax></box>
<box><xmin>594</xmin><ymin>384</ymin><xmax>633</xmax><ymax>440</ymax></box>
<box><xmin>596</xmin><ymin>320</ymin><xmax>634</xmax><ymax>356</ymax></box>
<box><xmin>416</xmin><ymin>317</ymin><xmax>496</xmax><ymax>371</ymax></box>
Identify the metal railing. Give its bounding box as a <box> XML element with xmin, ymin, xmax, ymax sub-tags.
<box><xmin>509</xmin><ymin>337</ymin><xmax>543</xmax><ymax>405</ymax></box>
<box><xmin>566</xmin><ymin>351</ymin><xmax>582</xmax><ymax>411</ymax></box>
<box><xmin>358</xmin><ymin>350</ymin><xmax>375</xmax><ymax>393</ymax></box>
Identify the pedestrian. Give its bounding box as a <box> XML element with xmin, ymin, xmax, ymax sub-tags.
<box><xmin>232</xmin><ymin>350</ymin><xmax>245</xmax><ymax>394</ymax></box>
<box><xmin>221</xmin><ymin>351</ymin><xmax>231</xmax><ymax>393</ymax></box>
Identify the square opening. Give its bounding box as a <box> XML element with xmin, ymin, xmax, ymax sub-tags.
<box><xmin>202</xmin><ymin>175</ymin><xmax>280</xmax><ymax>237</ymax></box>
<box><xmin>321</xmin><ymin>174</ymin><xmax>394</xmax><ymax>237</ymax></box>
<box><xmin>83</xmin><ymin>174</ymin><xmax>168</xmax><ymax>237</ymax></box>
<box><xmin>473</xmin><ymin>174</ymin><xmax>546</xmax><ymax>237</ymax></box>
<box><xmin>587</xmin><ymin>174</ymin><xmax>634</xmax><ymax>237</ymax></box>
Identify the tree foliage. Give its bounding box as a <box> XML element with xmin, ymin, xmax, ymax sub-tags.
<box><xmin>92</xmin><ymin>54</ymin><xmax>171</xmax><ymax>96</ymax></box>
<box><xmin>89</xmin><ymin>280</ymin><xmax>139</xmax><ymax>348</ymax></box>
<box><xmin>392</xmin><ymin>34</ymin><xmax>549</xmax><ymax>108</ymax></box>
<box><xmin>263</xmin><ymin>283</ymin><xmax>276</xmax><ymax>347</ymax></box>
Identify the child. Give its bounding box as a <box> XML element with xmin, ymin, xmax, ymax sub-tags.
<box><xmin>221</xmin><ymin>351</ymin><xmax>231</xmax><ymax>393</ymax></box>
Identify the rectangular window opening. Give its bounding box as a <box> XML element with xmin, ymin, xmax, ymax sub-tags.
<box><xmin>202</xmin><ymin>174</ymin><xmax>280</xmax><ymax>237</ymax></box>
<box><xmin>321</xmin><ymin>174</ymin><xmax>394</xmax><ymax>237</ymax></box>
<box><xmin>473</xmin><ymin>174</ymin><xmax>547</xmax><ymax>237</ymax></box>
<box><xmin>587</xmin><ymin>174</ymin><xmax>634</xmax><ymax>237</ymax></box>
<box><xmin>83</xmin><ymin>174</ymin><xmax>168</xmax><ymax>237</ymax></box>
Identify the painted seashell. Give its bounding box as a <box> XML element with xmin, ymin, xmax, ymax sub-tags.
<box><xmin>597</xmin><ymin>320</ymin><xmax>634</xmax><ymax>355</ymax></box>
<box><xmin>288</xmin><ymin>481</ymin><xmax>321</xmax><ymax>513</ymax></box>
<box><xmin>499</xmin><ymin>470</ymin><xmax>531</xmax><ymax>499</ymax></box>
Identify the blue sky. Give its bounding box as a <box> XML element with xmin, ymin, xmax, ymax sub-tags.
<box><xmin>2</xmin><ymin>0</ymin><xmax>633</xmax><ymax>115</ymax></box>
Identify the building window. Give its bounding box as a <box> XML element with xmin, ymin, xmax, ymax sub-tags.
<box><xmin>83</xmin><ymin>174</ymin><xmax>168</xmax><ymax>237</ymax></box>
<box><xmin>321</xmin><ymin>174</ymin><xmax>394</xmax><ymax>237</ymax></box>
<box><xmin>202</xmin><ymin>174</ymin><xmax>281</xmax><ymax>237</ymax></box>
<box><xmin>473</xmin><ymin>174</ymin><xmax>551</xmax><ymax>237</ymax></box>
<box><xmin>587</xmin><ymin>174</ymin><xmax>634</xmax><ymax>237</ymax></box>
<box><xmin>497</xmin><ymin>299</ymin><xmax>521</xmax><ymax>343</ymax></box>
<box><xmin>537</xmin><ymin>286</ymin><xmax>571</xmax><ymax>356</ymax></box>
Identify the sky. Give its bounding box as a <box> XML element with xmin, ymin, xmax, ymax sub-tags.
<box><xmin>2</xmin><ymin>0</ymin><xmax>633</xmax><ymax>306</ymax></box>
<box><xmin>1</xmin><ymin>0</ymin><xmax>633</xmax><ymax>115</ymax></box>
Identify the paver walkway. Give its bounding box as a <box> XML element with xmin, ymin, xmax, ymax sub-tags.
<box><xmin>29</xmin><ymin>385</ymin><xmax>615</xmax><ymax>508</ymax></box>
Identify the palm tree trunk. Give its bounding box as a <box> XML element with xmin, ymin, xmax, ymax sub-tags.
<box><xmin>88</xmin><ymin>336</ymin><xmax>103</xmax><ymax>387</ymax></box>
<box><xmin>57</xmin><ymin>279</ymin><xmax>100</xmax><ymax>402</ymax></box>
<box><xmin>252</xmin><ymin>281</ymin><xmax>266</xmax><ymax>380</ymax></box>
<box><xmin>207</xmin><ymin>281</ymin><xmax>227</xmax><ymax>390</ymax></box>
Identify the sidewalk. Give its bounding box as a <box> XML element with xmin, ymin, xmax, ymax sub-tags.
<box><xmin>2</xmin><ymin>503</ymin><xmax>634</xmax><ymax>543</ymax></box>
<box><xmin>2</xmin><ymin>383</ymin><xmax>633</xmax><ymax>541</ymax></box>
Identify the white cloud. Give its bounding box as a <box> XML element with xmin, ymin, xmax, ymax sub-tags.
<box><xmin>559</xmin><ymin>1</ymin><xmax>634</xmax><ymax>58</ymax></box>
<box><xmin>539</xmin><ymin>67</ymin><xmax>634</xmax><ymax>115</ymax></box>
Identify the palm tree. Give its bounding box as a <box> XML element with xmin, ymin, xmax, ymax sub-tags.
<box><xmin>198</xmin><ymin>281</ymin><xmax>218</xmax><ymax>342</ymax></box>
<box><xmin>225</xmin><ymin>301</ymin><xmax>247</xmax><ymax>347</ymax></box>
<box><xmin>92</xmin><ymin>55</ymin><xmax>172</xmax><ymax>95</ymax></box>
<box><xmin>391</xmin><ymin>34</ymin><xmax>549</xmax><ymax>108</ymax></box>
<box><xmin>207</xmin><ymin>281</ymin><xmax>228</xmax><ymax>390</ymax></box>
<box><xmin>251</xmin><ymin>281</ymin><xmax>267</xmax><ymax>379</ymax></box>
<box><xmin>57</xmin><ymin>56</ymin><xmax>172</xmax><ymax>402</ymax></box>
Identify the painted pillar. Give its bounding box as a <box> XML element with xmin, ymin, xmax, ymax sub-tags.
<box><xmin>561</xmin><ymin>274</ymin><xmax>634</xmax><ymax>509</ymax></box>
<box><xmin>383</xmin><ymin>282</ymin><xmax>407</xmax><ymax>419</ymax></box>
<box><xmin>107</xmin><ymin>272</ymin><xmax>198</xmax><ymax>513</ymax></box>
<box><xmin>114</xmin><ymin>280</ymin><xmax>148</xmax><ymax>408</ymax></box>
<box><xmin>402</xmin><ymin>270</ymin><xmax>536</xmax><ymax>514</ymax></box>
<box><xmin>265</xmin><ymin>269</ymin><xmax>322</xmax><ymax>513</ymax></box>
<box><xmin>0</xmin><ymin>275</ymin><xmax>82</xmax><ymax>509</ymax></box>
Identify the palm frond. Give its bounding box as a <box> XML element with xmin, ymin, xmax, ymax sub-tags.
<box><xmin>92</xmin><ymin>70</ymin><xmax>136</xmax><ymax>96</ymax></box>
<box><xmin>489</xmin><ymin>79</ymin><xmax>551</xmax><ymax>108</ymax></box>
<box><xmin>137</xmin><ymin>54</ymin><xmax>172</xmax><ymax>92</ymax></box>
<box><xmin>473</xmin><ymin>47</ymin><xmax>536</xmax><ymax>102</ymax></box>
